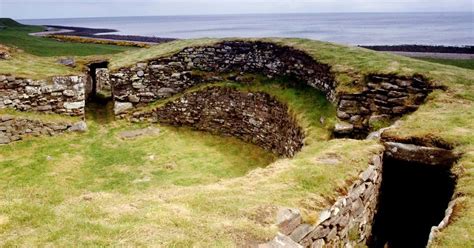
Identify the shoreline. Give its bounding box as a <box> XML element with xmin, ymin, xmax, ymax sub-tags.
<box><xmin>42</xmin><ymin>25</ymin><xmax>176</xmax><ymax>44</ymax></box>
<box><xmin>33</xmin><ymin>25</ymin><xmax>473</xmax><ymax>59</ymax></box>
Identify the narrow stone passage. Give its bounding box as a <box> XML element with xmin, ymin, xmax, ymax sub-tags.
<box><xmin>86</xmin><ymin>61</ymin><xmax>114</xmax><ymax>123</ymax></box>
<box><xmin>369</xmin><ymin>155</ymin><xmax>456</xmax><ymax>248</ymax></box>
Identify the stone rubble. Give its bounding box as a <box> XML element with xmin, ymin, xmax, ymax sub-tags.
<box><xmin>0</xmin><ymin>115</ymin><xmax>87</xmax><ymax>145</ymax></box>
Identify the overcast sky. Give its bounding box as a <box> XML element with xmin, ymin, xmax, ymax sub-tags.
<box><xmin>1</xmin><ymin>0</ymin><xmax>473</xmax><ymax>19</ymax></box>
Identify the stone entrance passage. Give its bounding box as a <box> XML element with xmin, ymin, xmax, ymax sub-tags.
<box><xmin>369</xmin><ymin>143</ymin><xmax>457</xmax><ymax>248</ymax></box>
<box><xmin>86</xmin><ymin>61</ymin><xmax>114</xmax><ymax>123</ymax></box>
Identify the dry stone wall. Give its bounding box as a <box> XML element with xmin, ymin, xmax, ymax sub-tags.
<box><xmin>263</xmin><ymin>154</ymin><xmax>383</xmax><ymax>247</ymax></box>
<box><xmin>110</xmin><ymin>41</ymin><xmax>432</xmax><ymax>138</ymax></box>
<box><xmin>0</xmin><ymin>115</ymin><xmax>86</xmax><ymax>145</ymax></box>
<box><xmin>123</xmin><ymin>87</ymin><xmax>304</xmax><ymax>157</ymax></box>
<box><xmin>335</xmin><ymin>74</ymin><xmax>432</xmax><ymax>137</ymax></box>
<box><xmin>110</xmin><ymin>41</ymin><xmax>336</xmax><ymax>107</ymax></box>
<box><xmin>0</xmin><ymin>74</ymin><xmax>86</xmax><ymax>116</ymax></box>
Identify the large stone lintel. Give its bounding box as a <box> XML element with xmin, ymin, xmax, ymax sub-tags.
<box><xmin>383</xmin><ymin>142</ymin><xmax>459</xmax><ymax>167</ymax></box>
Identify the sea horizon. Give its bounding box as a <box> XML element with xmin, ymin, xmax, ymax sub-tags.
<box><xmin>19</xmin><ymin>12</ymin><xmax>474</xmax><ymax>46</ymax></box>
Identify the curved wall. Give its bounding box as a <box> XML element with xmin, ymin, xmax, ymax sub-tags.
<box><xmin>111</xmin><ymin>41</ymin><xmax>432</xmax><ymax>138</ymax></box>
<box><xmin>111</xmin><ymin>41</ymin><xmax>336</xmax><ymax>106</ymax></box>
<box><xmin>126</xmin><ymin>86</ymin><xmax>304</xmax><ymax>157</ymax></box>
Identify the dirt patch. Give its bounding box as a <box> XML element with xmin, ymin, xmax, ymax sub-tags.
<box><xmin>118</xmin><ymin>127</ymin><xmax>161</xmax><ymax>140</ymax></box>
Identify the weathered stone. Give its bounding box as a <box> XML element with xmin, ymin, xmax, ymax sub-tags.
<box><xmin>128</xmin><ymin>95</ymin><xmax>140</xmax><ymax>103</ymax></box>
<box><xmin>157</xmin><ymin>87</ymin><xmax>177</xmax><ymax>97</ymax></box>
<box><xmin>25</xmin><ymin>86</ymin><xmax>40</xmax><ymax>95</ymax></box>
<box><xmin>0</xmin><ymin>136</ymin><xmax>10</xmax><ymax>144</ymax></box>
<box><xmin>68</xmin><ymin>121</ymin><xmax>87</xmax><ymax>132</ymax></box>
<box><xmin>384</xmin><ymin>142</ymin><xmax>459</xmax><ymax>167</ymax></box>
<box><xmin>258</xmin><ymin>233</ymin><xmax>303</xmax><ymax>248</ymax></box>
<box><xmin>1</xmin><ymin>115</ymin><xmax>13</xmax><ymax>121</ymax></box>
<box><xmin>337</xmin><ymin>110</ymin><xmax>350</xmax><ymax>119</ymax></box>
<box><xmin>276</xmin><ymin>208</ymin><xmax>302</xmax><ymax>235</ymax></box>
<box><xmin>64</xmin><ymin>101</ymin><xmax>85</xmax><ymax>110</ymax></box>
<box><xmin>36</xmin><ymin>105</ymin><xmax>52</xmax><ymax>111</ymax></box>
<box><xmin>317</xmin><ymin>210</ymin><xmax>331</xmax><ymax>225</ymax></box>
<box><xmin>57</xmin><ymin>57</ymin><xmax>76</xmax><ymax>67</ymax></box>
<box><xmin>334</xmin><ymin>122</ymin><xmax>354</xmax><ymax>134</ymax></box>
<box><xmin>114</xmin><ymin>102</ymin><xmax>133</xmax><ymax>115</ymax></box>
<box><xmin>289</xmin><ymin>224</ymin><xmax>315</xmax><ymax>242</ymax></box>
<box><xmin>311</xmin><ymin>239</ymin><xmax>325</xmax><ymax>248</ymax></box>
<box><xmin>62</xmin><ymin>90</ymin><xmax>76</xmax><ymax>97</ymax></box>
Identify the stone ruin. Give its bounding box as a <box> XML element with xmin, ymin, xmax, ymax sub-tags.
<box><xmin>0</xmin><ymin>40</ymin><xmax>459</xmax><ymax>247</ymax></box>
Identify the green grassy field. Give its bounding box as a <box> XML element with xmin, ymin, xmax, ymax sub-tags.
<box><xmin>0</xmin><ymin>32</ymin><xmax>473</xmax><ymax>246</ymax></box>
<box><xmin>417</xmin><ymin>58</ymin><xmax>474</xmax><ymax>70</ymax></box>
<box><xmin>0</xmin><ymin>81</ymin><xmax>368</xmax><ymax>246</ymax></box>
<box><xmin>0</xmin><ymin>18</ymin><xmax>134</xmax><ymax>57</ymax></box>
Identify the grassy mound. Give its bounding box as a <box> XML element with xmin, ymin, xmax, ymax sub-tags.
<box><xmin>0</xmin><ymin>37</ymin><xmax>473</xmax><ymax>246</ymax></box>
<box><xmin>0</xmin><ymin>18</ymin><xmax>134</xmax><ymax>57</ymax></box>
<box><xmin>0</xmin><ymin>81</ymin><xmax>352</xmax><ymax>246</ymax></box>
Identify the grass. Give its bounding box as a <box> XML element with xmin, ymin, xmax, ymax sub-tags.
<box><xmin>416</xmin><ymin>58</ymin><xmax>474</xmax><ymax>70</ymax></box>
<box><xmin>0</xmin><ymin>18</ymin><xmax>134</xmax><ymax>57</ymax></box>
<box><xmin>0</xmin><ymin>108</ymin><xmax>81</xmax><ymax>123</ymax></box>
<box><xmin>0</xmin><ymin>84</ymin><xmax>378</xmax><ymax>246</ymax></box>
<box><xmin>0</xmin><ymin>36</ymin><xmax>473</xmax><ymax>246</ymax></box>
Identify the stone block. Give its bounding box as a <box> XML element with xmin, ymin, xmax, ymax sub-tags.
<box><xmin>64</xmin><ymin>101</ymin><xmax>85</xmax><ymax>110</ymax></box>
<box><xmin>276</xmin><ymin>208</ymin><xmax>302</xmax><ymax>235</ymax></box>
<box><xmin>258</xmin><ymin>233</ymin><xmax>303</xmax><ymax>248</ymax></box>
<box><xmin>114</xmin><ymin>102</ymin><xmax>133</xmax><ymax>115</ymax></box>
<box><xmin>334</xmin><ymin>122</ymin><xmax>354</xmax><ymax>134</ymax></box>
<box><xmin>290</xmin><ymin>224</ymin><xmax>315</xmax><ymax>242</ymax></box>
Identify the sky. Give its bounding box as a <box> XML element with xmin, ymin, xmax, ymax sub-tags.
<box><xmin>1</xmin><ymin>0</ymin><xmax>473</xmax><ymax>19</ymax></box>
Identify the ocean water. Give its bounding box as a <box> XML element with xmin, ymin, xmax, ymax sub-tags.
<box><xmin>20</xmin><ymin>12</ymin><xmax>474</xmax><ymax>45</ymax></box>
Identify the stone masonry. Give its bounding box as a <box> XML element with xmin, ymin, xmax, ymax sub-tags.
<box><xmin>262</xmin><ymin>154</ymin><xmax>383</xmax><ymax>247</ymax></box>
<box><xmin>123</xmin><ymin>86</ymin><xmax>304</xmax><ymax>157</ymax></box>
<box><xmin>0</xmin><ymin>74</ymin><xmax>86</xmax><ymax>116</ymax></box>
<box><xmin>110</xmin><ymin>41</ymin><xmax>336</xmax><ymax>106</ymax></box>
<box><xmin>0</xmin><ymin>115</ymin><xmax>86</xmax><ymax>145</ymax></box>
<box><xmin>335</xmin><ymin>74</ymin><xmax>432</xmax><ymax>138</ymax></box>
<box><xmin>110</xmin><ymin>41</ymin><xmax>432</xmax><ymax>138</ymax></box>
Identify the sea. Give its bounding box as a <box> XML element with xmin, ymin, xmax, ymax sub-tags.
<box><xmin>20</xmin><ymin>12</ymin><xmax>474</xmax><ymax>46</ymax></box>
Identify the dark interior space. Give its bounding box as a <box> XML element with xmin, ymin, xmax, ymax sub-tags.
<box><xmin>369</xmin><ymin>156</ymin><xmax>456</xmax><ymax>248</ymax></box>
<box><xmin>86</xmin><ymin>61</ymin><xmax>114</xmax><ymax>123</ymax></box>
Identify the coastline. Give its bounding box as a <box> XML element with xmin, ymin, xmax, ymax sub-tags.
<box><xmin>40</xmin><ymin>25</ymin><xmax>176</xmax><ymax>44</ymax></box>
<box><xmin>31</xmin><ymin>24</ymin><xmax>474</xmax><ymax>60</ymax></box>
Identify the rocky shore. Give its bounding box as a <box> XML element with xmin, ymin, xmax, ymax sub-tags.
<box><xmin>43</xmin><ymin>25</ymin><xmax>176</xmax><ymax>44</ymax></box>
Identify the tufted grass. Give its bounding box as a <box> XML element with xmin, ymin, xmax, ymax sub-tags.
<box><xmin>0</xmin><ymin>122</ymin><xmax>381</xmax><ymax>246</ymax></box>
<box><xmin>0</xmin><ymin>108</ymin><xmax>81</xmax><ymax>123</ymax></box>
<box><xmin>416</xmin><ymin>58</ymin><xmax>474</xmax><ymax>70</ymax></box>
<box><xmin>0</xmin><ymin>81</ymin><xmax>378</xmax><ymax>246</ymax></box>
<box><xmin>0</xmin><ymin>36</ymin><xmax>473</xmax><ymax>246</ymax></box>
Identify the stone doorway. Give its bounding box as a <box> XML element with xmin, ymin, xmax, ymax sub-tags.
<box><xmin>86</xmin><ymin>61</ymin><xmax>114</xmax><ymax>123</ymax></box>
<box><xmin>369</xmin><ymin>152</ymin><xmax>457</xmax><ymax>248</ymax></box>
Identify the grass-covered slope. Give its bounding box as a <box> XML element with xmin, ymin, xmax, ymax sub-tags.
<box><xmin>417</xmin><ymin>58</ymin><xmax>474</xmax><ymax>70</ymax></box>
<box><xmin>0</xmin><ymin>37</ymin><xmax>473</xmax><ymax>246</ymax></box>
<box><xmin>0</xmin><ymin>18</ymin><xmax>134</xmax><ymax>57</ymax></box>
<box><xmin>0</xmin><ymin>80</ymin><xmax>363</xmax><ymax>246</ymax></box>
